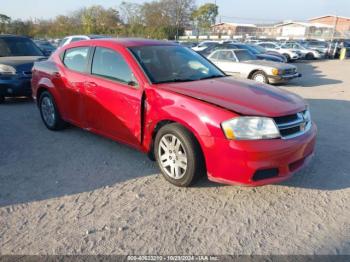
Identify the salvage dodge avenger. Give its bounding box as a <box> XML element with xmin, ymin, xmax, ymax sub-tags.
<box><xmin>31</xmin><ymin>39</ymin><xmax>317</xmax><ymax>187</ymax></box>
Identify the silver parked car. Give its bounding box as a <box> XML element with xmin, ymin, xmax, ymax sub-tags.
<box><xmin>208</xmin><ymin>49</ymin><xmax>301</xmax><ymax>84</ymax></box>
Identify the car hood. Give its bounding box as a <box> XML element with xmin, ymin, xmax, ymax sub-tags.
<box><xmin>0</xmin><ymin>56</ymin><xmax>46</xmax><ymax>73</ymax></box>
<box><xmin>157</xmin><ymin>77</ymin><xmax>306</xmax><ymax>117</ymax></box>
<box><xmin>242</xmin><ymin>60</ymin><xmax>294</xmax><ymax>70</ymax></box>
<box><xmin>256</xmin><ymin>53</ymin><xmax>282</xmax><ymax>61</ymax></box>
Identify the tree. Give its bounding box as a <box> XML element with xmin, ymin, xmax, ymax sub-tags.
<box><xmin>191</xmin><ymin>3</ymin><xmax>218</xmax><ymax>35</ymax></box>
<box><xmin>0</xmin><ymin>14</ymin><xmax>11</xmax><ymax>33</ymax></box>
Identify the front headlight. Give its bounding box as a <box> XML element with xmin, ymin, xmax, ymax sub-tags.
<box><xmin>221</xmin><ymin>117</ymin><xmax>280</xmax><ymax>140</ymax></box>
<box><xmin>0</xmin><ymin>64</ymin><xmax>16</xmax><ymax>75</ymax></box>
<box><xmin>271</xmin><ymin>68</ymin><xmax>279</xmax><ymax>75</ymax></box>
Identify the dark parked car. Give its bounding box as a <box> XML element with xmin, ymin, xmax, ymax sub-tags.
<box><xmin>34</xmin><ymin>40</ymin><xmax>56</xmax><ymax>56</ymax></box>
<box><xmin>0</xmin><ymin>35</ymin><xmax>45</xmax><ymax>102</ymax></box>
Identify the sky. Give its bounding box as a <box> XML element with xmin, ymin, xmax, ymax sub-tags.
<box><xmin>1</xmin><ymin>0</ymin><xmax>350</xmax><ymax>23</ymax></box>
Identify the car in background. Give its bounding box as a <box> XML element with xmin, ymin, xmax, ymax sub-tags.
<box><xmin>0</xmin><ymin>35</ymin><xmax>45</xmax><ymax>102</ymax></box>
<box><xmin>301</xmin><ymin>40</ymin><xmax>329</xmax><ymax>56</ymax></box>
<box><xmin>179</xmin><ymin>41</ymin><xmax>198</xmax><ymax>49</ymax></box>
<box><xmin>208</xmin><ymin>49</ymin><xmax>301</xmax><ymax>84</ymax></box>
<box><xmin>58</xmin><ymin>35</ymin><xmax>111</xmax><ymax>48</ymax></box>
<box><xmin>31</xmin><ymin>39</ymin><xmax>316</xmax><ymax>187</ymax></box>
<box><xmin>257</xmin><ymin>42</ymin><xmax>301</xmax><ymax>62</ymax></box>
<box><xmin>192</xmin><ymin>41</ymin><xmax>219</xmax><ymax>52</ymax></box>
<box><xmin>197</xmin><ymin>42</ymin><xmax>286</xmax><ymax>63</ymax></box>
<box><xmin>34</xmin><ymin>40</ymin><xmax>56</xmax><ymax>56</ymax></box>
<box><xmin>249</xmin><ymin>44</ymin><xmax>288</xmax><ymax>63</ymax></box>
<box><xmin>281</xmin><ymin>42</ymin><xmax>322</xmax><ymax>60</ymax></box>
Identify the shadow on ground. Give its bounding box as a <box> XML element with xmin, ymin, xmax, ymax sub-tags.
<box><xmin>0</xmin><ymin>97</ymin><xmax>349</xmax><ymax>207</ymax></box>
<box><xmin>286</xmin><ymin>61</ymin><xmax>343</xmax><ymax>87</ymax></box>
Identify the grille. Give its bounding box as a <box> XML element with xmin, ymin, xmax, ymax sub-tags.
<box><xmin>284</xmin><ymin>68</ymin><xmax>296</xmax><ymax>75</ymax></box>
<box><xmin>274</xmin><ymin>110</ymin><xmax>311</xmax><ymax>139</ymax></box>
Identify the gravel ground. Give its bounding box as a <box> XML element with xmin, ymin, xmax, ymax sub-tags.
<box><xmin>0</xmin><ymin>60</ymin><xmax>349</xmax><ymax>255</ymax></box>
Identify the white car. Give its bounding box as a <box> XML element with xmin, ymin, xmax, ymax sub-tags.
<box><xmin>58</xmin><ymin>35</ymin><xmax>110</xmax><ymax>48</ymax></box>
<box><xmin>281</xmin><ymin>42</ymin><xmax>322</xmax><ymax>60</ymax></box>
<box><xmin>208</xmin><ymin>49</ymin><xmax>301</xmax><ymax>84</ymax></box>
<box><xmin>257</xmin><ymin>42</ymin><xmax>301</xmax><ymax>62</ymax></box>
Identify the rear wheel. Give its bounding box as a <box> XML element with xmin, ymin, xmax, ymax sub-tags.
<box><xmin>154</xmin><ymin>123</ymin><xmax>204</xmax><ymax>187</ymax></box>
<box><xmin>39</xmin><ymin>91</ymin><xmax>66</xmax><ymax>130</ymax></box>
<box><xmin>251</xmin><ymin>71</ymin><xmax>269</xmax><ymax>84</ymax></box>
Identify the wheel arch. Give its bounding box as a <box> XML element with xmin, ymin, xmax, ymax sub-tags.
<box><xmin>147</xmin><ymin>119</ymin><xmax>207</xmax><ymax>175</ymax></box>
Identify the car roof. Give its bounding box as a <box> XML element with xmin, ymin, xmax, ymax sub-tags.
<box><xmin>70</xmin><ymin>38</ymin><xmax>179</xmax><ymax>48</ymax></box>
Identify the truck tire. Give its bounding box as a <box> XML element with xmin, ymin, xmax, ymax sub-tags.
<box><xmin>39</xmin><ymin>91</ymin><xmax>66</xmax><ymax>131</ymax></box>
<box><xmin>154</xmin><ymin>123</ymin><xmax>205</xmax><ymax>187</ymax></box>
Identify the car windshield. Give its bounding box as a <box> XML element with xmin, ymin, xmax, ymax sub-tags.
<box><xmin>129</xmin><ymin>45</ymin><xmax>225</xmax><ymax>84</ymax></box>
<box><xmin>235</xmin><ymin>50</ymin><xmax>257</xmax><ymax>61</ymax></box>
<box><xmin>0</xmin><ymin>37</ymin><xmax>43</xmax><ymax>57</ymax></box>
<box><xmin>240</xmin><ymin>45</ymin><xmax>259</xmax><ymax>54</ymax></box>
<box><xmin>251</xmin><ymin>44</ymin><xmax>266</xmax><ymax>53</ymax></box>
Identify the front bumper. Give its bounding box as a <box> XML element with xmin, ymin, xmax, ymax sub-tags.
<box><xmin>268</xmin><ymin>73</ymin><xmax>302</xmax><ymax>83</ymax></box>
<box><xmin>202</xmin><ymin>123</ymin><xmax>317</xmax><ymax>186</ymax></box>
<box><xmin>0</xmin><ymin>75</ymin><xmax>32</xmax><ymax>97</ymax></box>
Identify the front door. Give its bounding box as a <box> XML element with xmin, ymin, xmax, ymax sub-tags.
<box><xmin>82</xmin><ymin>46</ymin><xmax>143</xmax><ymax>147</ymax></box>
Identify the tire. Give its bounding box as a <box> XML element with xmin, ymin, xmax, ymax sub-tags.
<box><xmin>154</xmin><ymin>123</ymin><xmax>205</xmax><ymax>187</ymax></box>
<box><xmin>283</xmin><ymin>54</ymin><xmax>291</xmax><ymax>62</ymax></box>
<box><xmin>0</xmin><ymin>96</ymin><xmax>4</xmax><ymax>103</ymax></box>
<box><xmin>251</xmin><ymin>71</ymin><xmax>269</xmax><ymax>84</ymax></box>
<box><xmin>39</xmin><ymin>91</ymin><xmax>66</xmax><ymax>130</ymax></box>
<box><xmin>306</xmin><ymin>53</ymin><xmax>314</xmax><ymax>60</ymax></box>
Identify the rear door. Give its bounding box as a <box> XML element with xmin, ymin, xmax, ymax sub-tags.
<box><xmin>59</xmin><ymin>46</ymin><xmax>91</xmax><ymax>126</ymax></box>
<box><xmin>82</xmin><ymin>46</ymin><xmax>143</xmax><ymax>146</ymax></box>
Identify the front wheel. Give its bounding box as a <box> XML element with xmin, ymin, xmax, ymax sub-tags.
<box><xmin>306</xmin><ymin>53</ymin><xmax>315</xmax><ymax>60</ymax></box>
<box><xmin>154</xmin><ymin>123</ymin><xmax>204</xmax><ymax>187</ymax></box>
<box><xmin>283</xmin><ymin>54</ymin><xmax>291</xmax><ymax>62</ymax></box>
<box><xmin>39</xmin><ymin>91</ymin><xmax>66</xmax><ymax>130</ymax></box>
<box><xmin>251</xmin><ymin>71</ymin><xmax>269</xmax><ymax>84</ymax></box>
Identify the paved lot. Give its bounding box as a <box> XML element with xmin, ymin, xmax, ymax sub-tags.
<box><xmin>0</xmin><ymin>60</ymin><xmax>349</xmax><ymax>255</ymax></box>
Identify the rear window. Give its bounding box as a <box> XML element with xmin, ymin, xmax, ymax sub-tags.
<box><xmin>63</xmin><ymin>47</ymin><xmax>89</xmax><ymax>73</ymax></box>
<box><xmin>0</xmin><ymin>37</ymin><xmax>43</xmax><ymax>57</ymax></box>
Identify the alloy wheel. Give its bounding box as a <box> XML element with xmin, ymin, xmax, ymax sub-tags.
<box><xmin>41</xmin><ymin>96</ymin><xmax>56</xmax><ymax>127</ymax></box>
<box><xmin>158</xmin><ymin>134</ymin><xmax>188</xmax><ymax>179</ymax></box>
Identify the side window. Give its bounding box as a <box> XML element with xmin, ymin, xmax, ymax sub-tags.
<box><xmin>210</xmin><ymin>51</ymin><xmax>219</xmax><ymax>59</ymax></box>
<box><xmin>218</xmin><ymin>51</ymin><xmax>235</xmax><ymax>61</ymax></box>
<box><xmin>91</xmin><ymin>47</ymin><xmax>136</xmax><ymax>85</ymax></box>
<box><xmin>63</xmin><ymin>47</ymin><xmax>89</xmax><ymax>73</ymax></box>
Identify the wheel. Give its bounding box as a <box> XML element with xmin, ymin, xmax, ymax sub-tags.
<box><xmin>0</xmin><ymin>96</ymin><xmax>4</xmax><ymax>103</ymax></box>
<box><xmin>154</xmin><ymin>123</ymin><xmax>204</xmax><ymax>187</ymax></box>
<box><xmin>39</xmin><ymin>91</ymin><xmax>66</xmax><ymax>130</ymax></box>
<box><xmin>283</xmin><ymin>54</ymin><xmax>291</xmax><ymax>62</ymax></box>
<box><xmin>306</xmin><ymin>53</ymin><xmax>315</xmax><ymax>60</ymax></box>
<box><xmin>251</xmin><ymin>71</ymin><xmax>269</xmax><ymax>84</ymax></box>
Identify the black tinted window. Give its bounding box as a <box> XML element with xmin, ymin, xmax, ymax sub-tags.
<box><xmin>0</xmin><ymin>37</ymin><xmax>43</xmax><ymax>57</ymax></box>
<box><xmin>92</xmin><ymin>47</ymin><xmax>135</xmax><ymax>85</ymax></box>
<box><xmin>63</xmin><ymin>47</ymin><xmax>89</xmax><ymax>73</ymax></box>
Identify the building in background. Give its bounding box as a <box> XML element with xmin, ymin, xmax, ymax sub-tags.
<box><xmin>274</xmin><ymin>21</ymin><xmax>333</xmax><ymax>39</ymax></box>
<box><xmin>211</xmin><ymin>22</ymin><xmax>257</xmax><ymax>38</ymax></box>
<box><xmin>309</xmin><ymin>15</ymin><xmax>350</xmax><ymax>38</ymax></box>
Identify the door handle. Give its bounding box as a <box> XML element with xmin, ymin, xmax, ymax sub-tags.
<box><xmin>53</xmin><ymin>72</ymin><xmax>61</xmax><ymax>78</ymax></box>
<box><xmin>85</xmin><ymin>81</ymin><xmax>97</xmax><ymax>95</ymax></box>
<box><xmin>85</xmin><ymin>81</ymin><xmax>97</xmax><ymax>87</ymax></box>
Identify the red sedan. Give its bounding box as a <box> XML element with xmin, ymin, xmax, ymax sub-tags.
<box><xmin>31</xmin><ymin>39</ymin><xmax>317</xmax><ymax>187</ymax></box>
